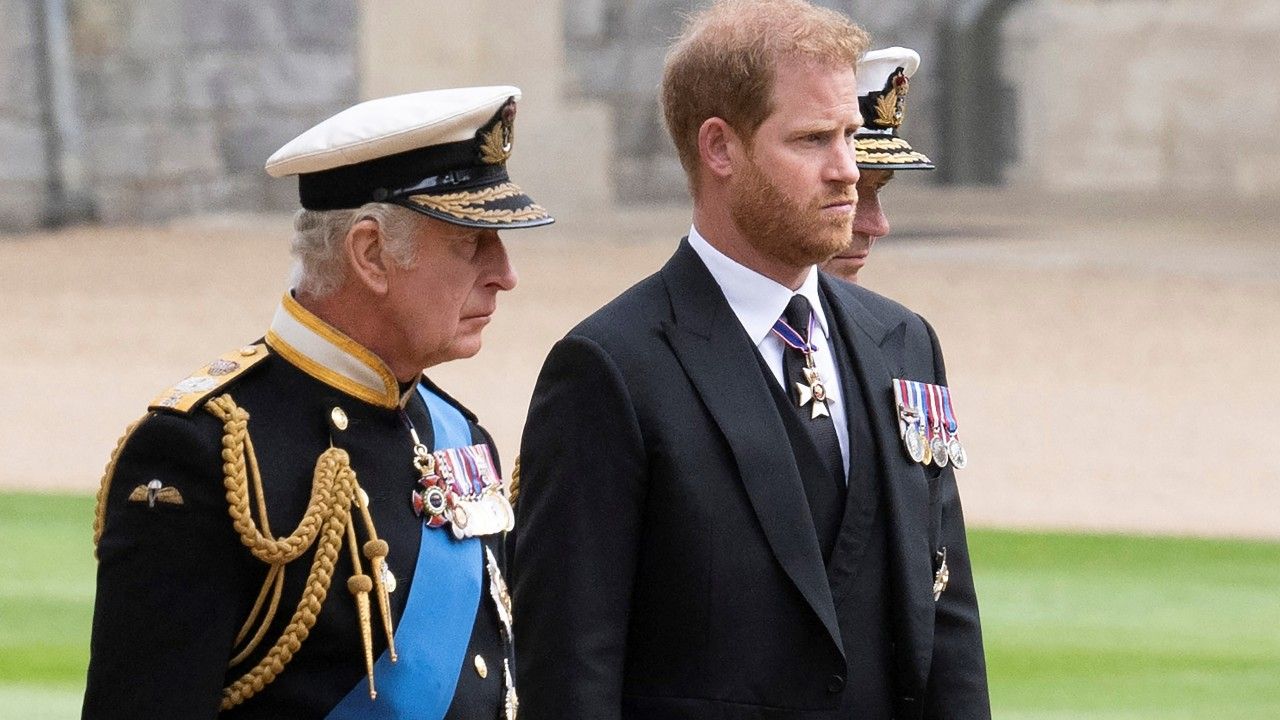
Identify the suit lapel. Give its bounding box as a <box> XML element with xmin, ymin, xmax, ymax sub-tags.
<box><xmin>820</xmin><ymin>275</ymin><xmax>936</xmax><ymax>688</ymax></box>
<box><xmin>659</xmin><ymin>241</ymin><xmax>844</xmax><ymax>659</ymax></box>
<box><xmin>819</xmin><ymin>287</ymin><xmax>877</xmax><ymax>593</ymax></box>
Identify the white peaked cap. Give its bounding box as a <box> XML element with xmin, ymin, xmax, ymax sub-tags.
<box><xmin>263</xmin><ymin>86</ymin><xmax>552</xmax><ymax>229</ymax></box>
<box><xmin>856</xmin><ymin>47</ymin><xmax>921</xmax><ymax>97</ymax></box>
<box><xmin>266</xmin><ymin>86</ymin><xmax>522</xmax><ymax>177</ymax></box>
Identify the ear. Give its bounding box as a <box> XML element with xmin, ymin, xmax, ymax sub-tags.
<box><xmin>697</xmin><ymin>117</ymin><xmax>743</xmax><ymax>182</ymax></box>
<box><xmin>344</xmin><ymin>218</ymin><xmax>391</xmax><ymax>295</ymax></box>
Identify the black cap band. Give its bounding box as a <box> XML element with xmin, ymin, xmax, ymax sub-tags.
<box><xmin>298</xmin><ymin>138</ymin><xmax>509</xmax><ymax>210</ymax></box>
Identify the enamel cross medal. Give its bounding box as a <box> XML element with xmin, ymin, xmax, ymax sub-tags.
<box><xmin>404</xmin><ymin>411</ymin><xmax>454</xmax><ymax>528</ymax></box>
<box><xmin>796</xmin><ymin>359</ymin><xmax>831</xmax><ymax>419</ymax></box>
<box><xmin>771</xmin><ymin>310</ymin><xmax>830</xmax><ymax>420</ymax></box>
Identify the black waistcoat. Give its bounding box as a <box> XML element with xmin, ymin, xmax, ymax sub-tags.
<box><xmin>758</xmin><ymin>290</ymin><xmax>897</xmax><ymax>718</ymax></box>
<box><xmin>757</xmin><ymin>353</ymin><xmax>847</xmax><ymax>561</ymax></box>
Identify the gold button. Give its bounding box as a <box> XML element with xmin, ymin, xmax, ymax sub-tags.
<box><xmin>239</xmin><ymin>345</ymin><xmax>258</xmax><ymax>357</ymax></box>
<box><xmin>330</xmin><ymin>407</ymin><xmax>349</xmax><ymax>431</ymax></box>
<box><xmin>473</xmin><ymin>654</ymin><xmax>488</xmax><ymax>679</ymax></box>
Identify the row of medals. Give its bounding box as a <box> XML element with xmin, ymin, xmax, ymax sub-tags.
<box><xmin>894</xmin><ymin>380</ymin><xmax>967</xmax><ymax>470</ymax></box>
<box><xmin>409</xmin><ymin>442</ymin><xmax>515</xmax><ymax>539</ymax></box>
<box><xmin>409</xmin><ymin>437</ymin><xmax>519</xmax><ymax>719</ymax></box>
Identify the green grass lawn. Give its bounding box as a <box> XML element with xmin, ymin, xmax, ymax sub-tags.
<box><xmin>1</xmin><ymin>492</ymin><xmax>1277</xmax><ymax>718</ymax></box>
<box><xmin>0</xmin><ymin>493</ymin><xmax>97</xmax><ymax>719</ymax></box>
<box><xmin>973</xmin><ymin>529</ymin><xmax>1280</xmax><ymax>719</ymax></box>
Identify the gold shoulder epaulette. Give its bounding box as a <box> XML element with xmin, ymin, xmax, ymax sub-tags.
<box><xmin>149</xmin><ymin>344</ymin><xmax>270</xmax><ymax>413</ymax></box>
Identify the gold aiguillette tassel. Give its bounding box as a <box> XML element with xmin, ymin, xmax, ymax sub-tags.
<box><xmin>347</xmin><ymin>574</ymin><xmax>376</xmax><ymax>699</ymax></box>
<box><xmin>354</xmin><ymin>487</ymin><xmax>397</xmax><ymax>663</ymax></box>
<box><xmin>363</xmin><ymin>539</ymin><xmax>397</xmax><ymax>662</ymax></box>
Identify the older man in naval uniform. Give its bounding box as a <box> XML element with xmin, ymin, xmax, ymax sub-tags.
<box><xmin>512</xmin><ymin>2</ymin><xmax>990</xmax><ymax>719</ymax></box>
<box><xmin>83</xmin><ymin>86</ymin><xmax>549</xmax><ymax>719</ymax></box>
<box><xmin>824</xmin><ymin>46</ymin><xmax>937</xmax><ymax>284</ymax></box>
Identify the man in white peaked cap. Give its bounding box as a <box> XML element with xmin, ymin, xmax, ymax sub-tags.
<box><xmin>83</xmin><ymin>86</ymin><xmax>547</xmax><ymax>720</ymax></box>
<box><xmin>826</xmin><ymin>46</ymin><xmax>936</xmax><ymax>283</ymax></box>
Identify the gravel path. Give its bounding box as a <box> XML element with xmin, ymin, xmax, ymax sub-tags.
<box><xmin>2</xmin><ymin>188</ymin><xmax>1276</xmax><ymax>539</ymax></box>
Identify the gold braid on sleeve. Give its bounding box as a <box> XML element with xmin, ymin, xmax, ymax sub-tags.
<box><xmin>92</xmin><ymin>415</ymin><xmax>147</xmax><ymax>557</ymax></box>
<box><xmin>507</xmin><ymin>455</ymin><xmax>521</xmax><ymax>508</ymax></box>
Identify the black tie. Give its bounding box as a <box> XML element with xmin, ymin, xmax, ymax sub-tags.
<box><xmin>781</xmin><ymin>295</ymin><xmax>845</xmax><ymax>488</ymax></box>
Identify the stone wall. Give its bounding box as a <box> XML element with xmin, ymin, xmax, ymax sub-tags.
<box><xmin>72</xmin><ymin>0</ymin><xmax>359</xmax><ymax>223</ymax></box>
<box><xmin>0</xmin><ymin>0</ymin><xmax>47</xmax><ymax>231</ymax></box>
<box><xmin>1</xmin><ymin>0</ymin><xmax>359</xmax><ymax>232</ymax></box>
<box><xmin>358</xmin><ymin>0</ymin><xmax>614</xmax><ymax>218</ymax></box>
<box><xmin>562</xmin><ymin>0</ymin><xmax>950</xmax><ymax>203</ymax></box>
<box><xmin>1004</xmin><ymin>0</ymin><xmax>1280</xmax><ymax>197</ymax></box>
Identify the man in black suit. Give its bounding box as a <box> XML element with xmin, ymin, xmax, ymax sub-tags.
<box><xmin>512</xmin><ymin>1</ymin><xmax>990</xmax><ymax>718</ymax></box>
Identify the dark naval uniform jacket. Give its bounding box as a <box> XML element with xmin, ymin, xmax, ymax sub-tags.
<box><xmin>513</xmin><ymin>240</ymin><xmax>989</xmax><ymax>720</ymax></box>
<box><xmin>83</xmin><ymin>294</ymin><xmax>513</xmax><ymax>720</ymax></box>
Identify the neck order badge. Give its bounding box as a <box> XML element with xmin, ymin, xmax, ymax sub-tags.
<box><xmin>773</xmin><ymin>306</ymin><xmax>832</xmax><ymax>420</ymax></box>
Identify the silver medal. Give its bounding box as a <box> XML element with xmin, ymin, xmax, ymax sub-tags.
<box><xmin>948</xmin><ymin>437</ymin><xmax>967</xmax><ymax>469</ymax></box>
<box><xmin>930</xmin><ymin>434</ymin><xmax>949</xmax><ymax>467</ymax></box>
<box><xmin>904</xmin><ymin>422</ymin><xmax>925</xmax><ymax>463</ymax></box>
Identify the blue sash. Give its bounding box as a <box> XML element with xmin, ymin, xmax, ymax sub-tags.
<box><xmin>326</xmin><ymin>387</ymin><xmax>484</xmax><ymax>720</ymax></box>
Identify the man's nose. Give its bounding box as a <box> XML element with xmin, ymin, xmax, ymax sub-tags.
<box><xmin>825</xmin><ymin>140</ymin><xmax>860</xmax><ymax>186</ymax></box>
<box><xmin>854</xmin><ymin>192</ymin><xmax>890</xmax><ymax>238</ymax></box>
<box><xmin>487</xmin><ymin>236</ymin><xmax>518</xmax><ymax>291</ymax></box>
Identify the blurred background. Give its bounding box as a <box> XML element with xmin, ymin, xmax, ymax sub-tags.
<box><xmin>1</xmin><ymin>0</ymin><xmax>1278</xmax><ymax>717</ymax></box>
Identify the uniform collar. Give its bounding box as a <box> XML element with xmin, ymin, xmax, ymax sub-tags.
<box><xmin>265</xmin><ymin>293</ymin><xmax>414</xmax><ymax>409</ymax></box>
<box><xmin>687</xmin><ymin>224</ymin><xmax>830</xmax><ymax>345</ymax></box>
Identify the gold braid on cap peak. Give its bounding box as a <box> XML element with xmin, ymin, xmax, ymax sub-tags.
<box><xmin>202</xmin><ymin>395</ymin><xmax>395</xmax><ymax>710</ymax></box>
<box><xmin>857</xmin><ymin>137</ymin><xmax>914</xmax><ymax>150</ymax></box>
<box><xmin>410</xmin><ymin>183</ymin><xmax>548</xmax><ymax>225</ymax></box>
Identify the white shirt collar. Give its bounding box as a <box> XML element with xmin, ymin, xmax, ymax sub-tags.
<box><xmin>686</xmin><ymin>224</ymin><xmax>830</xmax><ymax>345</ymax></box>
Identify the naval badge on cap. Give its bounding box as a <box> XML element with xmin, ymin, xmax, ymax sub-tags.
<box><xmin>266</xmin><ymin>87</ymin><xmax>552</xmax><ymax>229</ymax></box>
<box><xmin>873</xmin><ymin>69</ymin><xmax>909</xmax><ymax>129</ymax></box>
<box><xmin>855</xmin><ymin>47</ymin><xmax>935</xmax><ymax>171</ymax></box>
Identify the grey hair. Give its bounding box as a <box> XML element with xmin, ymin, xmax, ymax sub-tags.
<box><xmin>289</xmin><ymin>202</ymin><xmax>423</xmax><ymax>298</ymax></box>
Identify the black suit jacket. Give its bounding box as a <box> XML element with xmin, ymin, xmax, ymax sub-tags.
<box><xmin>513</xmin><ymin>241</ymin><xmax>988</xmax><ymax>720</ymax></box>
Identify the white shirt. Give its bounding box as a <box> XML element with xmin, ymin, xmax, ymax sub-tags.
<box><xmin>687</xmin><ymin>225</ymin><xmax>850</xmax><ymax>479</ymax></box>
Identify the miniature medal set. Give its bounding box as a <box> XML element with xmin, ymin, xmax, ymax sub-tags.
<box><xmin>892</xmin><ymin>378</ymin><xmax>967</xmax><ymax>469</ymax></box>
<box><xmin>405</xmin><ymin>420</ymin><xmax>516</xmax><ymax>539</ymax></box>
